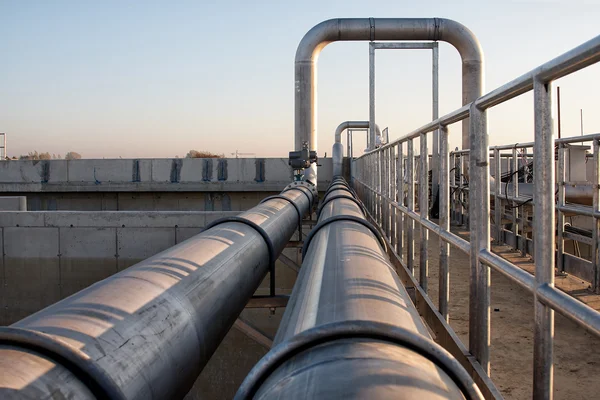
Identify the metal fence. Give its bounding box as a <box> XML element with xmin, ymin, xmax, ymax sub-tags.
<box><xmin>352</xmin><ymin>35</ymin><xmax>600</xmax><ymax>398</ymax></box>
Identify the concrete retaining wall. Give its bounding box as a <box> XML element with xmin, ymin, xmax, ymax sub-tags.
<box><xmin>0</xmin><ymin>210</ymin><xmax>302</xmax><ymax>399</ymax></box>
<box><xmin>0</xmin><ymin>157</ymin><xmax>334</xmax><ymax>192</ymax></box>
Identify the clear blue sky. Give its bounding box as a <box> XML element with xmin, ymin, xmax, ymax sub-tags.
<box><xmin>1</xmin><ymin>0</ymin><xmax>599</xmax><ymax>159</ymax></box>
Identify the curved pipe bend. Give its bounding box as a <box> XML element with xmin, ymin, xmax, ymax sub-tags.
<box><xmin>334</xmin><ymin>120</ymin><xmax>380</xmax><ymax>144</ymax></box>
<box><xmin>295</xmin><ymin>18</ymin><xmax>484</xmax><ymax>183</ymax></box>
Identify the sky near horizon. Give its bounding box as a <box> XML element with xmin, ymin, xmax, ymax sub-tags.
<box><xmin>1</xmin><ymin>0</ymin><xmax>599</xmax><ymax>159</ymax></box>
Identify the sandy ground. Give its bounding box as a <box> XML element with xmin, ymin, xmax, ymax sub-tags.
<box><xmin>408</xmin><ymin>226</ymin><xmax>600</xmax><ymax>400</ymax></box>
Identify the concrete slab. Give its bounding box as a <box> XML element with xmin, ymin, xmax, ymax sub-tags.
<box><xmin>3</xmin><ymin>227</ymin><xmax>61</xmax><ymax>323</ymax></box>
<box><xmin>117</xmin><ymin>227</ymin><xmax>176</xmax><ymax>270</ymax></box>
<box><xmin>59</xmin><ymin>227</ymin><xmax>117</xmax><ymax>297</ymax></box>
<box><xmin>150</xmin><ymin>159</ymin><xmax>174</xmax><ymax>183</ymax></box>
<box><xmin>67</xmin><ymin>159</ymin><xmax>138</xmax><ymax>183</ymax></box>
<box><xmin>0</xmin><ymin>212</ymin><xmax>45</xmax><ymax>227</ymax></box>
<box><xmin>0</xmin><ymin>160</ymin><xmax>44</xmax><ymax>183</ymax></box>
<box><xmin>0</xmin><ymin>197</ymin><xmax>26</xmax><ymax>211</ymax></box>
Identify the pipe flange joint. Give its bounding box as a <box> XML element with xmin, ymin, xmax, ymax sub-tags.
<box><xmin>283</xmin><ymin>181</ymin><xmax>318</xmax><ymax>209</ymax></box>
<box><xmin>234</xmin><ymin>320</ymin><xmax>484</xmax><ymax>400</ymax></box>
<box><xmin>301</xmin><ymin>215</ymin><xmax>386</xmax><ymax>258</ymax></box>
<box><xmin>0</xmin><ymin>327</ymin><xmax>127</xmax><ymax>400</ymax></box>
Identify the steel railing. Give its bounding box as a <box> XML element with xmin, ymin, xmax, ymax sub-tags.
<box><xmin>351</xmin><ymin>34</ymin><xmax>600</xmax><ymax>399</ymax></box>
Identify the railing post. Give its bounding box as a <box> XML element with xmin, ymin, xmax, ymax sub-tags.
<box><xmin>512</xmin><ymin>147</ymin><xmax>520</xmax><ymax>250</ymax></box>
<box><xmin>557</xmin><ymin>144</ymin><xmax>566</xmax><ymax>273</ymax></box>
<box><xmin>460</xmin><ymin>153</ymin><xmax>466</xmax><ymax>225</ymax></box>
<box><xmin>439</xmin><ymin>124</ymin><xmax>450</xmax><ymax>321</ymax></box>
<box><xmin>593</xmin><ymin>139</ymin><xmax>600</xmax><ymax>293</ymax></box>
<box><xmin>390</xmin><ymin>145</ymin><xmax>397</xmax><ymax>249</ymax></box>
<box><xmin>532</xmin><ymin>77</ymin><xmax>555</xmax><ymax>399</ymax></box>
<box><xmin>420</xmin><ymin>133</ymin><xmax>429</xmax><ymax>291</ymax></box>
<box><xmin>397</xmin><ymin>143</ymin><xmax>404</xmax><ymax>259</ymax></box>
<box><xmin>469</xmin><ymin>102</ymin><xmax>491</xmax><ymax>375</ymax></box>
<box><xmin>407</xmin><ymin>139</ymin><xmax>415</xmax><ymax>274</ymax></box>
<box><xmin>494</xmin><ymin>147</ymin><xmax>502</xmax><ymax>243</ymax></box>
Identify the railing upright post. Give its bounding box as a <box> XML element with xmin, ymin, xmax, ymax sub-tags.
<box><xmin>397</xmin><ymin>143</ymin><xmax>404</xmax><ymax>259</ymax></box>
<box><xmin>593</xmin><ymin>139</ymin><xmax>600</xmax><ymax>293</ymax></box>
<box><xmin>469</xmin><ymin>102</ymin><xmax>491</xmax><ymax>375</ymax></box>
<box><xmin>390</xmin><ymin>145</ymin><xmax>397</xmax><ymax>249</ymax></box>
<box><xmin>439</xmin><ymin>125</ymin><xmax>450</xmax><ymax>321</ymax></box>
<box><xmin>420</xmin><ymin>133</ymin><xmax>429</xmax><ymax>291</ymax></box>
<box><xmin>512</xmin><ymin>147</ymin><xmax>519</xmax><ymax>250</ymax></box>
<box><xmin>532</xmin><ymin>77</ymin><xmax>555</xmax><ymax>399</ymax></box>
<box><xmin>557</xmin><ymin>144</ymin><xmax>566</xmax><ymax>273</ymax></box>
<box><xmin>494</xmin><ymin>147</ymin><xmax>502</xmax><ymax>243</ymax></box>
<box><xmin>407</xmin><ymin>139</ymin><xmax>415</xmax><ymax>274</ymax></box>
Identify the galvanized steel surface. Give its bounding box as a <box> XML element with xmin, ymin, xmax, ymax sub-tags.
<box><xmin>0</xmin><ymin>184</ymin><xmax>314</xmax><ymax>399</ymax></box>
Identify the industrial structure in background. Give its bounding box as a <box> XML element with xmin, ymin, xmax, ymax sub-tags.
<box><xmin>0</xmin><ymin>17</ymin><xmax>599</xmax><ymax>400</ymax></box>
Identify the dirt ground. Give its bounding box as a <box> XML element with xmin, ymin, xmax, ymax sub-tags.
<box><xmin>408</xmin><ymin>227</ymin><xmax>600</xmax><ymax>400</ymax></box>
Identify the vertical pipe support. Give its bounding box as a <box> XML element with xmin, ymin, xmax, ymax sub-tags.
<box><xmin>532</xmin><ymin>77</ymin><xmax>555</xmax><ymax>399</ymax></box>
<box><xmin>431</xmin><ymin>42</ymin><xmax>440</xmax><ymax>208</ymax></box>
<box><xmin>369</xmin><ymin>43</ymin><xmax>376</xmax><ymax>150</ymax></box>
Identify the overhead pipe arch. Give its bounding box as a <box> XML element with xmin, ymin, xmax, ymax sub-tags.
<box><xmin>295</xmin><ymin>17</ymin><xmax>484</xmax><ymax>183</ymax></box>
<box><xmin>332</xmin><ymin>121</ymin><xmax>381</xmax><ymax>177</ymax></box>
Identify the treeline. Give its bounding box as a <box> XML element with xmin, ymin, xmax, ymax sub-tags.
<box><xmin>16</xmin><ymin>151</ymin><xmax>82</xmax><ymax>160</ymax></box>
<box><xmin>10</xmin><ymin>150</ymin><xmax>223</xmax><ymax>160</ymax></box>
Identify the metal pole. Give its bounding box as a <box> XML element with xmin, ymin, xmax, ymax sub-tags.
<box><xmin>468</xmin><ymin>102</ymin><xmax>491</xmax><ymax>374</ymax></box>
<box><xmin>512</xmin><ymin>147</ymin><xmax>519</xmax><ymax>250</ymax></box>
<box><xmin>369</xmin><ymin>43</ymin><xmax>376</xmax><ymax>150</ymax></box>
<box><xmin>494</xmin><ymin>147</ymin><xmax>502</xmax><ymax>243</ymax></box>
<box><xmin>432</xmin><ymin>42</ymin><xmax>440</xmax><ymax>209</ymax></box>
<box><xmin>0</xmin><ymin>183</ymin><xmax>315</xmax><ymax>400</ymax></box>
<box><xmin>397</xmin><ymin>142</ymin><xmax>404</xmax><ymax>258</ymax></box>
<box><xmin>557</xmin><ymin>144</ymin><xmax>565</xmax><ymax>273</ymax></box>
<box><xmin>557</xmin><ymin>86</ymin><xmax>561</xmax><ymax>139</ymax></box>
<box><xmin>593</xmin><ymin>139</ymin><xmax>600</xmax><ymax>293</ymax></box>
<box><xmin>532</xmin><ymin>78</ymin><xmax>555</xmax><ymax>399</ymax></box>
<box><xmin>439</xmin><ymin>124</ymin><xmax>450</xmax><ymax>321</ymax></box>
<box><xmin>420</xmin><ymin>133</ymin><xmax>429</xmax><ymax>291</ymax></box>
<box><xmin>407</xmin><ymin>139</ymin><xmax>415</xmax><ymax>274</ymax></box>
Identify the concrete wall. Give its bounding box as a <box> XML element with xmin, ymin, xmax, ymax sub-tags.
<box><xmin>0</xmin><ymin>157</ymin><xmax>334</xmax><ymax>192</ymax></box>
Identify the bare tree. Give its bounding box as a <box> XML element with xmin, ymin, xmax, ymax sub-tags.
<box><xmin>65</xmin><ymin>151</ymin><xmax>82</xmax><ymax>160</ymax></box>
<box><xmin>185</xmin><ymin>150</ymin><xmax>223</xmax><ymax>158</ymax></box>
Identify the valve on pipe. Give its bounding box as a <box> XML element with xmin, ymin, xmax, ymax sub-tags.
<box><xmin>289</xmin><ymin>141</ymin><xmax>318</xmax><ymax>182</ymax></box>
<box><xmin>236</xmin><ymin>178</ymin><xmax>483</xmax><ymax>400</ymax></box>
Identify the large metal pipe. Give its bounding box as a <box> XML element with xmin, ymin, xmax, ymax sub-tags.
<box><xmin>237</xmin><ymin>178</ymin><xmax>482</xmax><ymax>399</ymax></box>
<box><xmin>0</xmin><ymin>182</ymin><xmax>317</xmax><ymax>399</ymax></box>
<box><xmin>296</xmin><ymin>18</ymin><xmax>484</xmax><ymax>183</ymax></box>
<box><xmin>333</xmin><ymin>121</ymin><xmax>381</xmax><ymax>177</ymax></box>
